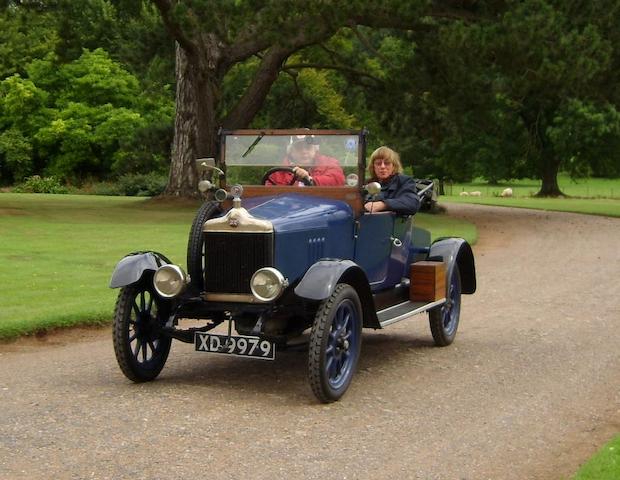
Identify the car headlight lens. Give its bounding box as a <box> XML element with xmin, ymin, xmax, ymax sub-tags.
<box><xmin>250</xmin><ymin>267</ymin><xmax>288</xmax><ymax>302</ymax></box>
<box><xmin>153</xmin><ymin>264</ymin><xmax>187</xmax><ymax>298</ymax></box>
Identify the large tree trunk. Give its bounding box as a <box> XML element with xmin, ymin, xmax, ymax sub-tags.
<box><xmin>165</xmin><ymin>43</ymin><xmax>220</xmax><ymax>197</ymax></box>
<box><xmin>537</xmin><ymin>157</ymin><xmax>563</xmax><ymax>197</ymax></box>
<box><xmin>165</xmin><ymin>43</ymin><xmax>291</xmax><ymax>197</ymax></box>
<box><xmin>165</xmin><ymin>44</ymin><xmax>200</xmax><ymax>197</ymax></box>
<box><xmin>520</xmin><ymin>108</ymin><xmax>564</xmax><ymax>197</ymax></box>
<box><xmin>535</xmin><ymin>133</ymin><xmax>564</xmax><ymax>197</ymax></box>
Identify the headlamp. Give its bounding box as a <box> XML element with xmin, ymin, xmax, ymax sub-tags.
<box><xmin>153</xmin><ymin>264</ymin><xmax>187</xmax><ymax>298</ymax></box>
<box><xmin>250</xmin><ymin>267</ymin><xmax>288</xmax><ymax>302</ymax></box>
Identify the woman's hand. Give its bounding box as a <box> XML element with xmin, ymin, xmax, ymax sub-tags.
<box><xmin>364</xmin><ymin>201</ymin><xmax>387</xmax><ymax>212</ymax></box>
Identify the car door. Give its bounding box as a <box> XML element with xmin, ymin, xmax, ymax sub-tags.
<box><xmin>353</xmin><ymin>212</ymin><xmax>395</xmax><ymax>288</ymax></box>
<box><xmin>354</xmin><ymin>212</ymin><xmax>414</xmax><ymax>291</ymax></box>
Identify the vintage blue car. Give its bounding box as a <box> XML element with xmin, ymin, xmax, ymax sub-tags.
<box><xmin>109</xmin><ymin>129</ymin><xmax>476</xmax><ymax>402</ymax></box>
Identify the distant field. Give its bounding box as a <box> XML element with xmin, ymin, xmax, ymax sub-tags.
<box><xmin>0</xmin><ymin>193</ymin><xmax>476</xmax><ymax>339</ymax></box>
<box><xmin>443</xmin><ymin>175</ymin><xmax>620</xmax><ymax>198</ymax></box>
<box><xmin>439</xmin><ymin>175</ymin><xmax>620</xmax><ymax>217</ymax></box>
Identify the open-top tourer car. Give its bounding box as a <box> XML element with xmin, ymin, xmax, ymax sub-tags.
<box><xmin>109</xmin><ymin>129</ymin><xmax>476</xmax><ymax>402</ymax></box>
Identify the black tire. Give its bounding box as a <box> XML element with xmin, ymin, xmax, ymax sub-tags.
<box><xmin>187</xmin><ymin>201</ymin><xmax>221</xmax><ymax>291</ymax></box>
<box><xmin>308</xmin><ymin>284</ymin><xmax>363</xmax><ymax>403</ymax></box>
<box><xmin>429</xmin><ymin>266</ymin><xmax>462</xmax><ymax>346</ymax></box>
<box><xmin>112</xmin><ymin>282</ymin><xmax>172</xmax><ymax>382</ymax></box>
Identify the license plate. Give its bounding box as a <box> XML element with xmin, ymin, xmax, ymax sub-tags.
<box><xmin>194</xmin><ymin>333</ymin><xmax>275</xmax><ymax>360</ymax></box>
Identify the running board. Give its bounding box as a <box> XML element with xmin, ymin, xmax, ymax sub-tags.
<box><xmin>377</xmin><ymin>298</ymin><xmax>445</xmax><ymax>328</ymax></box>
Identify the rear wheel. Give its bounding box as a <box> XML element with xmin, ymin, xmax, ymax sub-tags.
<box><xmin>113</xmin><ymin>282</ymin><xmax>172</xmax><ymax>382</ymax></box>
<box><xmin>187</xmin><ymin>201</ymin><xmax>221</xmax><ymax>291</ymax></box>
<box><xmin>429</xmin><ymin>267</ymin><xmax>461</xmax><ymax>346</ymax></box>
<box><xmin>308</xmin><ymin>284</ymin><xmax>362</xmax><ymax>403</ymax></box>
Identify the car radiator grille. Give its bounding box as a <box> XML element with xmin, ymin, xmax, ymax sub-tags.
<box><xmin>204</xmin><ymin>232</ymin><xmax>274</xmax><ymax>294</ymax></box>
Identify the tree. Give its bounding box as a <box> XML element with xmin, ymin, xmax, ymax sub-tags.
<box><xmin>360</xmin><ymin>1</ymin><xmax>620</xmax><ymax>195</ymax></box>
<box><xmin>0</xmin><ymin>0</ymin><xmax>176</xmax><ymax>183</ymax></box>
<box><xmin>0</xmin><ymin>48</ymin><xmax>172</xmax><ymax>182</ymax></box>
<box><xmin>152</xmin><ymin>0</ymin><xmax>478</xmax><ymax>196</ymax></box>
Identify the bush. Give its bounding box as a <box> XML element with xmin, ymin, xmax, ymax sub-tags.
<box><xmin>115</xmin><ymin>172</ymin><xmax>167</xmax><ymax>196</ymax></box>
<box><xmin>88</xmin><ymin>181</ymin><xmax>123</xmax><ymax>196</ymax></box>
<box><xmin>13</xmin><ymin>175</ymin><xmax>68</xmax><ymax>194</ymax></box>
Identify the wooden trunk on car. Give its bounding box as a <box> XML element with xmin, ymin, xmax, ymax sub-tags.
<box><xmin>410</xmin><ymin>261</ymin><xmax>446</xmax><ymax>302</ymax></box>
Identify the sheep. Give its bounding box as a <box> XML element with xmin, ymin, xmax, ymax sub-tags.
<box><xmin>459</xmin><ymin>191</ymin><xmax>469</xmax><ymax>196</ymax></box>
<box><xmin>469</xmin><ymin>191</ymin><xmax>482</xmax><ymax>196</ymax></box>
<box><xmin>500</xmin><ymin>187</ymin><xmax>513</xmax><ymax>197</ymax></box>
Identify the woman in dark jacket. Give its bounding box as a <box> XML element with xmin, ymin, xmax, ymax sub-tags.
<box><xmin>364</xmin><ymin>146</ymin><xmax>420</xmax><ymax>216</ymax></box>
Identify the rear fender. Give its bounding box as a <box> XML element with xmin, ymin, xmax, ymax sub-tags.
<box><xmin>428</xmin><ymin>238</ymin><xmax>476</xmax><ymax>294</ymax></box>
<box><xmin>294</xmin><ymin>259</ymin><xmax>379</xmax><ymax>328</ymax></box>
<box><xmin>109</xmin><ymin>251</ymin><xmax>172</xmax><ymax>289</ymax></box>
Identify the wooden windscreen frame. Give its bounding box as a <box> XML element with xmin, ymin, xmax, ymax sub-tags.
<box><xmin>217</xmin><ymin>129</ymin><xmax>369</xmax><ymax>216</ymax></box>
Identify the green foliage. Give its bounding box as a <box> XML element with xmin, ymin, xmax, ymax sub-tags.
<box><xmin>13</xmin><ymin>175</ymin><xmax>69</xmax><ymax>194</ymax></box>
<box><xmin>357</xmin><ymin>0</ymin><xmax>620</xmax><ymax>193</ymax></box>
<box><xmin>547</xmin><ymin>99</ymin><xmax>620</xmax><ymax>177</ymax></box>
<box><xmin>0</xmin><ymin>74</ymin><xmax>48</xmax><ymax>124</ymax></box>
<box><xmin>54</xmin><ymin>0</ymin><xmax>121</xmax><ymax>62</ymax></box>
<box><xmin>296</xmin><ymin>69</ymin><xmax>356</xmax><ymax>128</ymax></box>
<box><xmin>115</xmin><ymin>172</ymin><xmax>167</xmax><ymax>196</ymax></box>
<box><xmin>0</xmin><ymin>8</ymin><xmax>59</xmax><ymax>79</ymax></box>
<box><xmin>57</xmin><ymin>48</ymin><xmax>141</xmax><ymax>108</ymax></box>
<box><xmin>1</xmin><ymin>46</ymin><xmax>172</xmax><ymax>183</ymax></box>
<box><xmin>0</xmin><ymin>128</ymin><xmax>33</xmax><ymax>180</ymax></box>
<box><xmin>0</xmin><ymin>1</ymin><xmax>174</xmax><ymax>185</ymax></box>
<box><xmin>87</xmin><ymin>181</ymin><xmax>124</xmax><ymax>196</ymax></box>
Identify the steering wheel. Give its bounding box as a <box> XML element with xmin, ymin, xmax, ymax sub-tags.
<box><xmin>261</xmin><ymin>167</ymin><xmax>314</xmax><ymax>186</ymax></box>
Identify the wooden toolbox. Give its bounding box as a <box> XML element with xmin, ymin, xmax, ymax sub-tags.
<box><xmin>410</xmin><ymin>261</ymin><xmax>446</xmax><ymax>302</ymax></box>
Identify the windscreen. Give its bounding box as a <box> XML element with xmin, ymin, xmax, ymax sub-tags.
<box><xmin>223</xmin><ymin>133</ymin><xmax>360</xmax><ymax>167</ymax></box>
<box><xmin>222</xmin><ymin>133</ymin><xmax>361</xmax><ymax>186</ymax></box>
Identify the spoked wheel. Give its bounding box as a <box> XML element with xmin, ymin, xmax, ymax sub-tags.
<box><xmin>309</xmin><ymin>284</ymin><xmax>362</xmax><ymax>403</ymax></box>
<box><xmin>429</xmin><ymin>267</ymin><xmax>462</xmax><ymax>346</ymax></box>
<box><xmin>187</xmin><ymin>201</ymin><xmax>221</xmax><ymax>291</ymax></box>
<box><xmin>113</xmin><ymin>282</ymin><xmax>172</xmax><ymax>382</ymax></box>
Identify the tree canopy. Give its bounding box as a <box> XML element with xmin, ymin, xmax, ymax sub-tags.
<box><xmin>0</xmin><ymin>0</ymin><xmax>619</xmax><ymax>195</ymax></box>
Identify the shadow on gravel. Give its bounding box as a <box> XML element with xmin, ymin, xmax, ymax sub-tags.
<box><xmin>148</xmin><ymin>331</ymin><xmax>437</xmax><ymax>402</ymax></box>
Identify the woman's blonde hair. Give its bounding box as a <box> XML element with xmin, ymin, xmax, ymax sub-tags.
<box><xmin>368</xmin><ymin>146</ymin><xmax>403</xmax><ymax>179</ymax></box>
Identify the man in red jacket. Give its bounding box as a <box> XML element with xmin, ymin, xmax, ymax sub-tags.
<box><xmin>266</xmin><ymin>136</ymin><xmax>345</xmax><ymax>186</ymax></box>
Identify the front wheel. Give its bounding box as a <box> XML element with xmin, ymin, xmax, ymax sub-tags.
<box><xmin>112</xmin><ymin>282</ymin><xmax>172</xmax><ymax>382</ymax></box>
<box><xmin>308</xmin><ymin>284</ymin><xmax>362</xmax><ymax>403</ymax></box>
<box><xmin>429</xmin><ymin>267</ymin><xmax>462</xmax><ymax>346</ymax></box>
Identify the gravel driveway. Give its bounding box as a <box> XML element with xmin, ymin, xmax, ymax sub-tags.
<box><xmin>1</xmin><ymin>204</ymin><xmax>619</xmax><ymax>480</ymax></box>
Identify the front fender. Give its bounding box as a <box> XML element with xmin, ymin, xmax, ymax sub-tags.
<box><xmin>294</xmin><ymin>259</ymin><xmax>379</xmax><ymax>328</ymax></box>
<box><xmin>429</xmin><ymin>238</ymin><xmax>476</xmax><ymax>294</ymax></box>
<box><xmin>109</xmin><ymin>251</ymin><xmax>172</xmax><ymax>289</ymax></box>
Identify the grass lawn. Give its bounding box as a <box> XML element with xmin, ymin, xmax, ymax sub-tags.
<box><xmin>573</xmin><ymin>435</ymin><xmax>620</xmax><ymax>480</ymax></box>
<box><xmin>0</xmin><ymin>193</ymin><xmax>476</xmax><ymax>339</ymax></box>
<box><xmin>439</xmin><ymin>175</ymin><xmax>620</xmax><ymax>217</ymax></box>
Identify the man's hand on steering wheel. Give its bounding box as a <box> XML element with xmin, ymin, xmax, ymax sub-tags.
<box><xmin>291</xmin><ymin>166</ymin><xmax>315</xmax><ymax>186</ymax></box>
<box><xmin>261</xmin><ymin>166</ymin><xmax>314</xmax><ymax>186</ymax></box>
